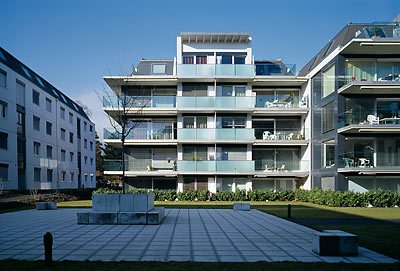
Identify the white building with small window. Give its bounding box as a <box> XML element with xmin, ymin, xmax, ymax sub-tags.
<box><xmin>0</xmin><ymin>47</ymin><xmax>96</xmax><ymax>190</ymax></box>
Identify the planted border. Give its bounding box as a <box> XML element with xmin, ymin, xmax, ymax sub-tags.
<box><xmin>92</xmin><ymin>188</ymin><xmax>400</xmax><ymax>208</ymax></box>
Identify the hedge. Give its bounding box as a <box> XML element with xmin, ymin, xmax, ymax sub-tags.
<box><xmin>92</xmin><ymin>188</ymin><xmax>400</xmax><ymax>208</ymax></box>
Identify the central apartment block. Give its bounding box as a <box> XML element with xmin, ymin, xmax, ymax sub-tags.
<box><xmin>103</xmin><ymin>23</ymin><xmax>400</xmax><ymax>193</ymax></box>
<box><xmin>103</xmin><ymin>32</ymin><xmax>311</xmax><ymax>193</ymax></box>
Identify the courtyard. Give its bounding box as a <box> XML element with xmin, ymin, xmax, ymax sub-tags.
<box><xmin>0</xmin><ymin>208</ymin><xmax>397</xmax><ymax>263</ymax></box>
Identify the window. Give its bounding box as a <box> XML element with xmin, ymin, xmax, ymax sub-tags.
<box><xmin>234</xmin><ymin>56</ymin><xmax>245</xmax><ymax>64</ymax></box>
<box><xmin>45</xmin><ymin>98</ymin><xmax>52</xmax><ymax>112</ymax></box>
<box><xmin>60</xmin><ymin>128</ymin><xmax>65</xmax><ymax>140</ymax></box>
<box><xmin>47</xmin><ymin>169</ymin><xmax>53</xmax><ymax>182</ymax></box>
<box><xmin>182</xmin><ymin>83</ymin><xmax>208</xmax><ymax>96</ymax></box>
<box><xmin>32</xmin><ymin>90</ymin><xmax>40</xmax><ymax>105</ymax></box>
<box><xmin>61</xmin><ymin>149</ymin><xmax>66</xmax><ymax>161</ymax></box>
<box><xmin>321</xmin><ymin>177</ymin><xmax>335</xmax><ymax>191</ymax></box>
<box><xmin>219</xmin><ymin>116</ymin><xmax>246</xmax><ymax>128</ymax></box>
<box><xmin>90</xmin><ymin>141</ymin><xmax>93</xmax><ymax>151</ymax></box>
<box><xmin>35</xmin><ymin>75</ymin><xmax>45</xmax><ymax>88</ymax></box>
<box><xmin>0</xmin><ymin>69</ymin><xmax>6</xmax><ymax>88</ymax></box>
<box><xmin>70</xmin><ymin>172</ymin><xmax>74</xmax><ymax>182</ymax></box>
<box><xmin>84</xmin><ymin>139</ymin><xmax>87</xmax><ymax>149</ymax></box>
<box><xmin>323</xmin><ymin>140</ymin><xmax>335</xmax><ymax>168</ymax></box>
<box><xmin>91</xmin><ymin>175</ymin><xmax>93</xmax><ymax>182</ymax></box>
<box><xmin>0</xmin><ymin>164</ymin><xmax>8</xmax><ymax>181</ymax></box>
<box><xmin>85</xmin><ymin>174</ymin><xmax>88</xmax><ymax>182</ymax></box>
<box><xmin>21</xmin><ymin>65</ymin><xmax>32</xmax><ymax>79</ymax></box>
<box><xmin>196</xmin><ymin>56</ymin><xmax>207</xmax><ymax>64</ymax></box>
<box><xmin>322</xmin><ymin>64</ymin><xmax>335</xmax><ymax>98</ymax></box>
<box><xmin>34</xmin><ymin>168</ymin><xmax>41</xmax><ymax>182</ymax></box>
<box><xmin>69</xmin><ymin>112</ymin><xmax>73</xmax><ymax>124</ymax></box>
<box><xmin>17</xmin><ymin>111</ymin><xmax>23</xmax><ymax>125</ymax></box>
<box><xmin>60</xmin><ymin>107</ymin><xmax>65</xmax><ymax>119</ymax></box>
<box><xmin>46</xmin><ymin>121</ymin><xmax>52</xmax><ymax>135</ymax></box>
<box><xmin>221</xmin><ymin>86</ymin><xmax>246</xmax><ymax>97</ymax></box>
<box><xmin>46</xmin><ymin>145</ymin><xmax>52</xmax><ymax>159</ymax></box>
<box><xmin>322</xmin><ymin>101</ymin><xmax>335</xmax><ymax>133</ymax></box>
<box><xmin>90</xmin><ymin>157</ymin><xmax>93</xmax><ymax>166</ymax></box>
<box><xmin>183</xmin><ymin>56</ymin><xmax>194</xmax><ymax>64</ymax></box>
<box><xmin>221</xmin><ymin>55</ymin><xmax>232</xmax><ymax>64</ymax></box>
<box><xmin>0</xmin><ymin>132</ymin><xmax>7</xmax><ymax>149</ymax></box>
<box><xmin>69</xmin><ymin>132</ymin><xmax>73</xmax><ymax>143</ymax></box>
<box><xmin>61</xmin><ymin>171</ymin><xmax>66</xmax><ymax>182</ymax></box>
<box><xmin>16</xmin><ymin>81</ymin><xmax>25</xmax><ymax>106</ymax></box>
<box><xmin>70</xmin><ymin>152</ymin><xmax>74</xmax><ymax>162</ymax></box>
<box><xmin>33</xmin><ymin>116</ymin><xmax>40</xmax><ymax>131</ymax></box>
<box><xmin>84</xmin><ymin>121</ymin><xmax>87</xmax><ymax>131</ymax></box>
<box><xmin>33</xmin><ymin>142</ymin><xmax>40</xmax><ymax>155</ymax></box>
<box><xmin>152</xmin><ymin>64</ymin><xmax>166</xmax><ymax>74</ymax></box>
<box><xmin>0</xmin><ymin>100</ymin><xmax>7</xmax><ymax>118</ymax></box>
<box><xmin>89</xmin><ymin>125</ymin><xmax>93</xmax><ymax>133</ymax></box>
<box><xmin>84</xmin><ymin>156</ymin><xmax>88</xmax><ymax>164</ymax></box>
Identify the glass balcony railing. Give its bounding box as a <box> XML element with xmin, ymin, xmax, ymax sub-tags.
<box><xmin>104</xmin><ymin>128</ymin><xmax>175</xmax><ymax>140</ymax></box>
<box><xmin>177</xmin><ymin>160</ymin><xmax>255</xmax><ymax>173</ymax></box>
<box><xmin>254</xmin><ymin>160</ymin><xmax>309</xmax><ymax>172</ymax></box>
<box><xmin>338</xmin><ymin>64</ymin><xmax>400</xmax><ymax>88</ymax></box>
<box><xmin>104</xmin><ymin>159</ymin><xmax>176</xmax><ymax>172</ymax></box>
<box><xmin>178</xmin><ymin>128</ymin><xmax>254</xmax><ymax>141</ymax></box>
<box><xmin>177</xmin><ymin>96</ymin><xmax>255</xmax><ymax>109</ymax></box>
<box><xmin>338</xmin><ymin>152</ymin><xmax>400</xmax><ymax>169</ymax></box>
<box><xmin>356</xmin><ymin>23</ymin><xmax>400</xmax><ymax>39</ymax></box>
<box><xmin>103</xmin><ymin>96</ymin><xmax>176</xmax><ymax>108</ymax></box>
<box><xmin>255</xmin><ymin>96</ymin><xmax>308</xmax><ymax>109</ymax></box>
<box><xmin>255</xmin><ymin>63</ymin><xmax>296</xmax><ymax>76</ymax></box>
<box><xmin>177</xmin><ymin>64</ymin><xmax>255</xmax><ymax>77</ymax></box>
<box><xmin>338</xmin><ymin>108</ymin><xmax>400</xmax><ymax>128</ymax></box>
<box><xmin>254</xmin><ymin>128</ymin><xmax>309</xmax><ymax>141</ymax></box>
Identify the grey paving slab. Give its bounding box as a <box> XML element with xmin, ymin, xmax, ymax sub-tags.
<box><xmin>0</xmin><ymin>208</ymin><xmax>397</xmax><ymax>263</ymax></box>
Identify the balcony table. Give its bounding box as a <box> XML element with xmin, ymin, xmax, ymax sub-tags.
<box><xmin>380</xmin><ymin>117</ymin><xmax>400</xmax><ymax>125</ymax></box>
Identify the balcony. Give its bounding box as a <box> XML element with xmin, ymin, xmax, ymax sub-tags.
<box><xmin>254</xmin><ymin>159</ymin><xmax>309</xmax><ymax>177</ymax></box>
<box><xmin>338</xmin><ymin>107</ymin><xmax>400</xmax><ymax>133</ymax></box>
<box><xmin>177</xmin><ymin>64</ymin><xmax>255</xmax><ymax>77</ymax></box>
<box><xmin>104</xmin><ymin>159</ymin><xmax>177</xmax><ymax>176</ymax></box>
<box><xmin>254</xmin><ymin>128</ymin><xmax>309</xmax><ymax>145</ymax></box>
<box><xmin>178</xmin><ymin>160</ymin><xmax>255</xmax><ymax>174</ymax></box>
<box><xmin>177</xmin><ymin>96</ymin><xmax>255</xmax><ymax>110</ymax></box>
<box><xmin>255</xmin><ymin>63</ymin><xmax>296</xmax><ymax>76</ymax></box>
<box><xmin>104</xmin><ymin>127</ymin><xmax>176</xmax><ymax>143</ymax></box>
<box><xmin>356</xmin><ymin>23</ymin><xmax>400</xmax><ymax>39</ymax></box>
<box><xmin>178</xmin><ymin>128</ymin><xmax>254</xmax><ymax>142</ymax></box>
<box><xmin>338</xmin><ymin>63</ymin><xmax>400</xmax><ymax>94</ymax></box>
<box><xmin>103</xmin><ymin>96</ymin><xmax>176</xmax><ymax>109</ymax></box>
<box><xmin>338</xmin><ymin>152</ymin><xmax>400</xmax><ymax>173</ymax></box>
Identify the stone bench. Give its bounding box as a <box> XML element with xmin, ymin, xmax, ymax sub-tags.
<box><xmin>77</xmin><ymin>193</ymin><xmax>165</xmax><ymax>225</ymax></box>
<box><xmin>312</xmin><ymin>230</ymin><xmax>358</xmax><ymax>256</ymax></box>
<box><xmin>36</xmin><ymin>202</ymin><xmax>57</xmax><ymax>210</ymax></box>
<box><xmin>233</xmin><ymin>203</ymin><xmax>250</xmax><ymax>211</ymax></box>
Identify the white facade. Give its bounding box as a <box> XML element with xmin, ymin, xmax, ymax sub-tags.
<box><xmin>103</xmin><ymin>32</ymin><xmax>311</xmax><ymax>193</ymax></box>
<box><xmin>0</xmin><ymin>48</ymin><xmax>96</xmax><ymax>190</ymax></box>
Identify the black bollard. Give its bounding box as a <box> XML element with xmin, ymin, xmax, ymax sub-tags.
<box><xmin>43</xmin><ymin>232</ymin><xmax>53</xmax><ymax>265</ymax></box>
<box><xmin>288</xmin><ymin>204</ymin><xmax>291</xmax><ymax>218</ymax></box>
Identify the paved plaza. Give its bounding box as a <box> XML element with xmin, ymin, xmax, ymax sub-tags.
<box><xmin>0</xmin><ymin>208</ymin><xmax>397</xmax><ymax>263</ymax></box>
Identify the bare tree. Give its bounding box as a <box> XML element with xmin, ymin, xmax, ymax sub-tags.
<box><xmin>97</xmin><ymin>70</ymin><xmax>148</xmax><ymax>193</ymax></box>
<box><xmin>75</xmin><ymin>100</ymin><xmax>92</xmax><ymax>117</ymax></box>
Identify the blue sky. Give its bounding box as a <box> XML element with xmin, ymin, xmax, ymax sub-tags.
<box><xmin>0</xmin><ymin>0</ymin><xmax>397</xmax><ymax>137</ymax></box>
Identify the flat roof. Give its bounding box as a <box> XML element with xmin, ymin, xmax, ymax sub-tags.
<box><xmin>180</xmin><ymin>32</ymin><xmax>250</xmax><ymax>43</ymax></box>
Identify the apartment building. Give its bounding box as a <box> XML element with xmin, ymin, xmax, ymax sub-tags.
<box><xmin>103</xmin><ymin>32</ymin><xmax>311</xmax><ymax>193</ymax></box>
<box><xmin>0</xmin><ymin>47</ymin><xmax>96</xmax><ymax>190</ymax></box>
<box><xmin>299</xmin><ymin>21</ymin><xmax>400</xmax><ymax>193</ymax></box>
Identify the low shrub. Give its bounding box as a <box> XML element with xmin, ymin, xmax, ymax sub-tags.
<box><xmin>91</xmin><ymin>188</ymin><xmax>400</xmax><ymax>207</ymax></box>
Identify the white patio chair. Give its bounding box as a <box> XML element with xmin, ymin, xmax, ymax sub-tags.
<box><xmin>367</xmin><ymin>115</ymin><xmax>379</xmax><ymax>125</ymax></box>
<box><xmin>286</xmin><ymin>133</ymin><xmax>294</xmax><ymax>140</ymax></box>
<box><xmin>277</xmin><ymin>165</ymin><xmax>285</xmax><ymax>171</ymax></box>
<box><xmin>263</xmin><ymin>131</ymin><xmax>271</xmax><ymax>140</ymax></box>
<box><xmin>269</xmin><ymin>133</ymin><xmax>277</xmax><ymax>140</ymax></box>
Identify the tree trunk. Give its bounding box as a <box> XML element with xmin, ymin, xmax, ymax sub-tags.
<box><xmin>122</xmin><ymin>136</ymin><xmax>125</xmax><ymax>194</ymax></box>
